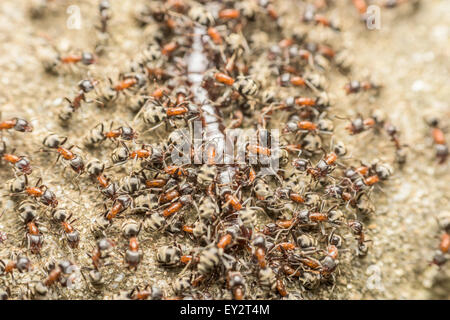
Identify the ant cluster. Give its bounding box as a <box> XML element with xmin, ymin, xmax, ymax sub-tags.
<box><xmin>0</xmin><ymin>0</ymin><xmax>435</xmax><ymax>300</ymax></box>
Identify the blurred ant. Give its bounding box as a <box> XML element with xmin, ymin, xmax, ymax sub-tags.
<box><xmin>0</xmin><ymin>113</ymin><xmax>33</xmax><ymax>133</ymax></box>
<box><xmin>43</xmin><ymin>260</ymin><xmax>76</xmax><ymax>288</ymax></box>
<box><xmin>227</xmin><ymin>271</ymin><xmax>246</xmax><ymax>300</ymax></box>
<box><xmin>128</xmin><ymin>284</ymin><xmax>163</xmax><ymax>300</ymax></box>
<box><xmin>337</xmin><ymin>113</ymin><xmax>376</xmax><ymax>135</ymax></box>
<box><xmin>0</xmin><ymin>254</ymin><xmax>32</xmax><ymax>279</ymax></box>
<box><xmin>384</xmin><ymin>122</ymin><xmax>408</xmax><ymax>164</ymax></box>
<box><xmin>430</xmin><ymin>232</ymin><xmax>449</xmax><ymax>267</ymax></box>
<box><xmin>352</xmin><ymin>0</ymin><xmax>368</xmax><ymax>16</ymax></box>
<box><xmin>426</xmin><ymin>118</ymin><xmax>448</xmax><ymax>164</ymax></box>
<box><xmin>89</xmin><ymin>238</ymin><xmax>115</xmax><ymax>270</ymax></box>
<box><xmin>303</xmin><ymin>6</ymin><xmax>340</xmax><ymax>31</ymax></box>
<box><xmin>113</xmin><ymin>73</ymin><xmax>147</xmax><ymax>93</ymax></box>
<box><xmin>44</xmin><ymin>50</ymin><xmax>96</xmax><ymax>75</ymax></box>
<box><xmin>344</xmin><ymin>80</ymin><xmax>381</xmax><ymax>95</ymax></box>
<box><xmin>98</xmin><ymin>0</ymin><xmax>111</xmax><ymax>34</ymax></box>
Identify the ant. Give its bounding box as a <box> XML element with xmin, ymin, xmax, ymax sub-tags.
<box><xmin>338</xmin><ymin>114</ymin><xmax>376</xmax><ymax>135</ymax></box>
<box><xmin>426</xmin><ymin>118</ymin><xmax>448</xmax><ymax>163</ymax></box>
<box><xmin>25</xmin><ymin>220</ymin><xmax>44</xmax><ymax>254</ymax></box>
<box><xmin>227</xmin><ymin>271</ymin><xmax>246</xmax><ymax>300</ymax></box>
<box><xmin>128</xmin><ymin>284</ymin><xmax>163</xmax><ymax>300</ymax></box>
<box><xmin>44</xmin><ymin>50</ymin><xmax>96</xmax><ymax>75</ymax></box>
<box><xmin>59</xmin><ymin>79</ymin><xmax>97</xmax><ymax>121</ymax></box>
<box><xmin>303</xmin><ymin>6</ymin><xmax>340</xmax><ymax>31</ymax></box>
<box><xmin>160</xmin><ymin>195</ymin><xmax>193</xmax><ymax>218</ymax></box>
<box><xmin>0</xmin><ymin>254</ymin><xmax>32</xmax><ymax>279</ymax></box>
<box><xmin>85</xmin><ymin>159</ymin><xmax>121</xmax><ymax>199</ymax></box>
<box><xmin>98</xmin><ymin>0</ymin><xmax>111</xmax><ymax>34</ymax></box>
<box><xmin>43</xmin><ymin>138</ymin><xmax>85</xmax><ymax>174</ymax></box>
<box><xmin>96</xmin><ymin>73</ymin><xmax>147</xmax><ymax>106</ymax></box>
<box><xmin>23</xmin><ymin>176</ymin><xmax>58</xmax><ymax>207</ymax></box>
<box><xmin>1</xmin><ymin>142</ymin><xmax>32</xmax><ymax>175</ymax></box>
<box><xmin>89</xmin><ymin>238</ymin><xmax>115</xmax><ymax>270</ymax></box>
<box><xmin>0</xmin><ymin>113</ymin><xmax>33</xmax><ymax>133</ymax></box>
<box><xmin>348</xmin><ymin>220</ymin><xmax>371</xmax><ymax>256</ymax></box>
<box><xmin>104</xmin><ymin>194</ymin><xmax>133</xmax><ymax>222</ymax></box>
<box><xmin>60</xmin><ymin>216</ymin><xmax>80</xmax><ymax>249</ymax></box>
<box><xmin>59</xmin><ymin>52</ymin><xmax>95</xmax><ymax>66</ymax></box>
<box><xmin>43</xmin><ymin>260</ymin><xmax>75</xmax><ymax>288</ymax></box>
<box><xmin>344</xmin><ymin>80</ymin><xmax>381</xmax><ymax>95</ymax></box>
<box><xmin>384</xmin><ymin>122</ymin><xmax>408</xmax><ymax>164</ymax></box>
<box><xmin>104</xmin><ymin>122</ymin><xmax>138</xmax><ymax>142</ymax></box>
<box><xmin>122</xmin><ymin>221</ymin><xmax>143</xmax><ymax>270</ymax></box>
<box><xmin>293</xmin><ymin>151</ymin><xmax>339</xmax><ymax>180</ymax></box>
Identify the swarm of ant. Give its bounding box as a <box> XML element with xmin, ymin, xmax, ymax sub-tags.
<box><xmin>0</xmin><ymin>0</ymin><xmax>447</xmax><ymax>300</ymax></box>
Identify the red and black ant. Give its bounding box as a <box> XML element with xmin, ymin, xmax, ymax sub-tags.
<box><xmin>427</xmin><ymin>118</ymin><xmax>448</xmax><ymax>164</ymax></box>
<box><xmin>344</xmin><ymin>80</ymin><xmax>380</xmax><ymax>95</ymax></box>
<box><xmin>23</xmin><ymin>176</ymin><xmax>58</xmax><ymax>207</ymax></box>
<box><xmin>1</xmin><ymin>142</ymin><xmax>32</xmax><ymax>175</ymax></box>
<box><xmin>0</xmin><ymin>113</ymin><xmax>33</xmax><ymax>133</ymax></box>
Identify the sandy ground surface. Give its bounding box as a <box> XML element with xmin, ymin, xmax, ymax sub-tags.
<box><xmin>0</xmin><ymin>0</ymin><xmax>448</xmax><ymax>299</ymax></box>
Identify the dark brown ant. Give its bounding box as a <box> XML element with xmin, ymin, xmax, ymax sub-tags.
<box><xmin>59</xmin><ymin>79</ymin><xmax>97</xmax><ymax>121</ymax></box>
<box><xmin>348</xmin><ymin>220</ymin><xmax>371</xmax><ymax>256</ymax></box>
<box><xmin>98</xmin><ymin>0</ymin><xmax>111</xmax><ymax>34</ymax></box>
